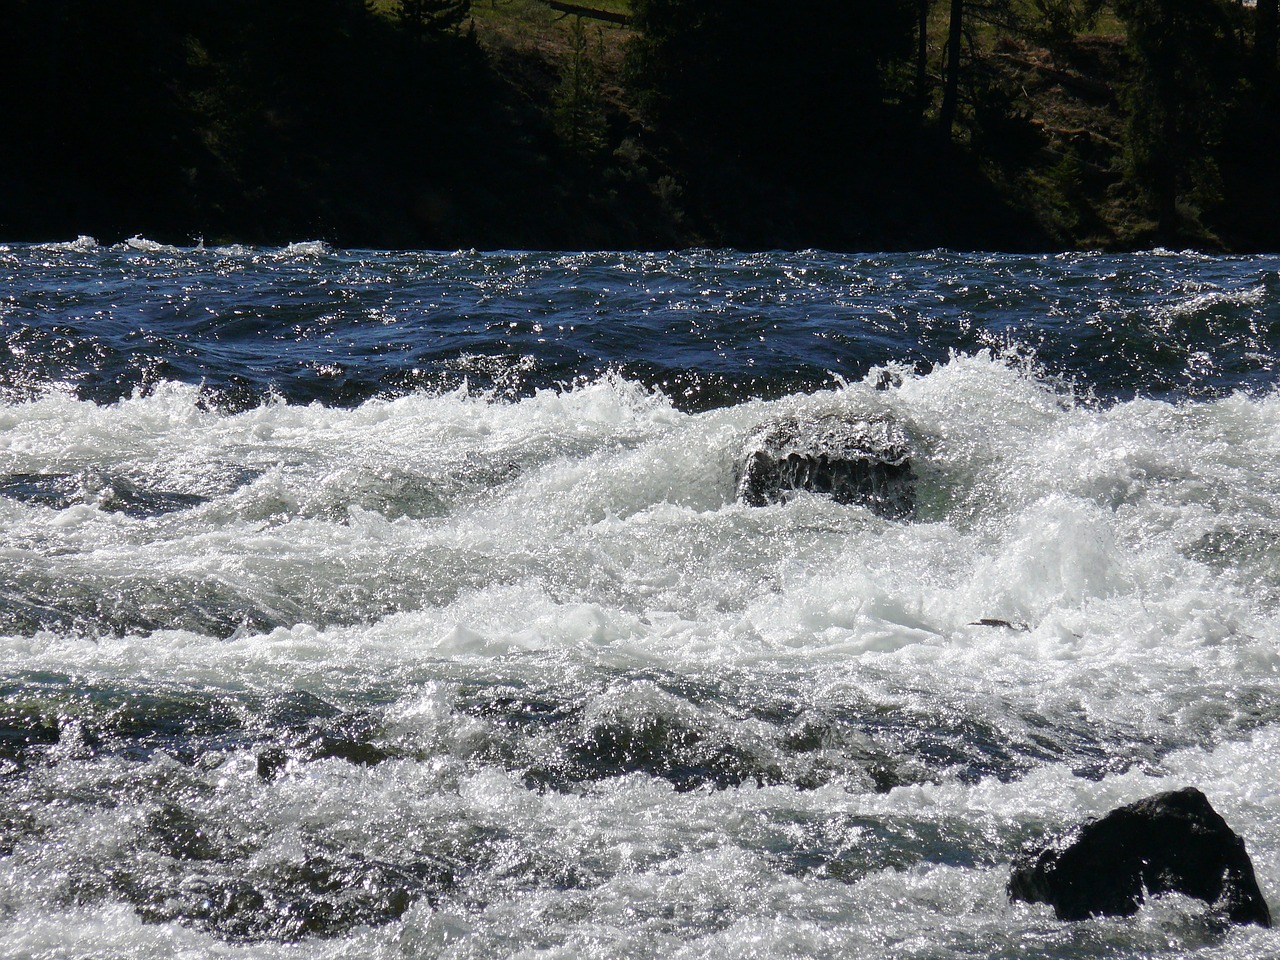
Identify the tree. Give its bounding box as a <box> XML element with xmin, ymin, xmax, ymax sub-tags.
<box><xmin>629</xmin><ymin>0</ymin><xmax>915</xmax><ymax>172</ymax></box>
<box><xmin>916</xmin><ymin>0</ymin><xmax>931</xmax><ymax>112</ymax></box>
<box><xmin>938</xmin><ymin>0</ymin><xmax>965</xmax><ymax>138</ymax></box>
<box><xmin>1030</xmin><ymin>0</ymin><xmax>1105</xmax><ymax>51</ymax></box>
<box><xmin>554</xmin><ymin>18</ymin><xmax>608</xmax><ymax>161</ymax></box>
<box><xmin>1114</xmin><ymin>0</ymin><xmax>1242</xmax><ymax>235</ymax></box>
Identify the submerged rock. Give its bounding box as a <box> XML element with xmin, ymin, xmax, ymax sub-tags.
<box><xmin>735</xmin><ymin>414</ymin><xmax>916</xmax><ymax>517</ymax></box>
<box><xmin>0</xmin><ymin>471</ymin><xmax>207</xmax><ymax>517</ymax></box>
<box><xmin>969</xmin><ymin>618</ymin><xmax>1030</xmax><ymax>631</ymax></box>
<box><xmin>1008</xmin><ymin>787</ymin><xmax>1271</xmax><ymax>927</ymax></box>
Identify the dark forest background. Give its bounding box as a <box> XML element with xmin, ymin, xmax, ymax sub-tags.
<box><xmin>2</xmin><ymin>0</ymin><xmax>1278</xmax><ymax>251</ymax></box>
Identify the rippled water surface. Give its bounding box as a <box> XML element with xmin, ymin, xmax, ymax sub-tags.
<box><xmin>2</xmin><ymin>239</ymin><xmax>1280</xmax><ymax>958</ymax></box>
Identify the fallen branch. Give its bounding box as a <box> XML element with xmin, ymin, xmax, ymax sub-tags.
<box><xmin>543</xmin><ymin>0</ymin><xmax>631</xmax><ymax>25</ymax></box>
<box><xmin>991</xmin><ymin>52</ymin><xmax>1114</xmax><ymax>101</ymax></box>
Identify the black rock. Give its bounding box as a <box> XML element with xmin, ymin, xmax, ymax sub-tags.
<box><xmin>1008</xmin><ymin>787</ymin><xmax>1272</xmax><ymax>927</ymax></box>
<box><xmin>0</xmin><ymin>471</ymin><xmax>207</xmax><ymax>518</ymax></box>
<box><xmin>734</xmin><ymin>415</ymin><xmax>916</xmax><ymax>518</ymax></box>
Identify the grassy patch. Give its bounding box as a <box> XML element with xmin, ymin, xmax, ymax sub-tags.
<box><xmin>471</xmin><ymin>0</ymin><xmax>633</xmax><ymax>56</ymax></box>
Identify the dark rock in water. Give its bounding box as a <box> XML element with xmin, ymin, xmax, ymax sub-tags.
<box><xmin>0</xmin><ymin>473</ymin><xmax>79</xmax><ymax>509</ymax></box>
<box><xmin>735</xmin><ymin>415</ymin><xmax>916</xmax><ymax>518</ymax></box>
<box><xmin>873</xmin><ymin>369</ymin><xmax>904</xmax><ymax>391</ymax></box>
<box><xmin>1008</xmin><ymin>787</ymin><xmax>1272</xmax><ymax>927</ymax></box>
<box><xmin>256</xmin><ymin>736</ymin><xmax>392</xmax><ymax>780</ymax></box>
<box><xmin>0</xmin><ymin>471</ymin><xmax>207</xmax><ymax>518</ymax></box>
<box><xmin>256</xmin><ymin>705</ymin><xmax>392</xmax><ymax>780</ymax></box>
<box><xmin>970</xmin><ymin>618</ymin><xmax>1030</xmax><ymax>631</ymax></box>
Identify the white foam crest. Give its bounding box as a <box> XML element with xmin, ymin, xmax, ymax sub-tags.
<box><xmin>1165</xmin><ymin>284</ymin><xmax>1268</xmax><ymax>318</ymax></box>
<box><xmin>1145</xmin><ymin>247</ymin><xmax>1219</xmax><ymax>260</ymax></box>
<box><xmin>210</xmin><ymin>242</ymin><xmax>256</xmax><ymax>257</ymax></box>
<box><xmin>0</xmin><ymin>905</ymin><xmax>297</xmax><ymax>959</ymax></box>
<box><xmin>115</xmin><ymin>235</ymin><xmax>182</xmax><ymax>254</ymax></box>
<box><xmin>34</xmin><ymin>235</ymin><xmax>99</xmax><ymax>253</ymax></box>
<box><xmin>275</xmin><ymin>240</ymin><xmax>333</xmax><ymax>258</ymax></box>
<box><xmin>966</xmin><ymin>494</ymin><xmax>1127</xmax><ymax>619</ymax></box>
<box><xmin>0</xmin><ymin>375</ymin><xmax>679</xmax><ymax>482</ymax></box>
<box><xmin>2</xmin><ymin>358</ymin><xmax>1280</xmax><ymax>761</ymax></box>
<box><xmin>0</xmin><ymin>376</ymin><xmax>692</xmax><ymax>656</ymax></box>
<box><xmin>0</xmin><ymin>381</ymin><xmax>212</xmax><ymax>468</ymax></box>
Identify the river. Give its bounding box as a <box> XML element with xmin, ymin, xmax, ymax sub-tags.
<box><xmin>1</xmin><ymin>239</ymin><xmax>1278</xmax><ymax>958</ymax></box>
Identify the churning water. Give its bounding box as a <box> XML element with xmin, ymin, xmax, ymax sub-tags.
<box><xmin>2</xmin><ymin>239</ymin><xmax>1280</xmax><ymax>958</ymax></box>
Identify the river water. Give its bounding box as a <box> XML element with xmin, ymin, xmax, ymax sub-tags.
<box><xmin>2</xmin><ymin>238</ymin><xmax>1279</xmax><ymax>958</ymax></box>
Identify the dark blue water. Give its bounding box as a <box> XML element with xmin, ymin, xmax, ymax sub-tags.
<box><xmin>4</xmin><ymin>241</ymin><xmax>1278</xmax><ymax>408</ymax></box>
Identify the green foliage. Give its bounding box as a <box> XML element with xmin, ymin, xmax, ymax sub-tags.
<box><xmin>554</xmin><ymin>19</ymin><xmax>609</xmax><ymax>162</ymax></box>
<box><xmin>4</xmin><ymin>0</ymin><xmax>1280</xmax><ymax>249</ymax></box>
<box><xmin>1035</xmin><ymin>146</ymin><xmax>1098</xmax><ymax>238</ymax></box>
<box><xmin>1029</xmin><ymin>0</ymin><xmax>1105</xmax><ymax>50</ymax></box>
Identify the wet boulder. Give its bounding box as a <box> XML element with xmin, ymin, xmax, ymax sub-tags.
<box><xmin>735</xmin><ymin>414</ymin><xmax>916</xmax><ymax>518</ymax></box>
<box><xmin>1008</xmin><ymin>787</ymin><xmax>1271</xmax><ymax>927</ymax></box>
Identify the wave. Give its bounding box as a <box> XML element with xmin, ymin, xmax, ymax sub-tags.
<box><xmin>276</xmin><ymin>240</ymin><xmax>334</xmax><ymax>258</ymax></box>
<box><xmin>1164</xmin><ymin>284</ymin><xmax>1270</xmax><ymax>320</ymax></box>
<box><xmin>2</xmin><ymin>357</ymin><xmax>1278</xmax><ymax>698</ymax></box>
<box><xmin>115</xmin><ymin>235</ymin><xmax>182</xmax><ymax>255</ymax></box>
<box><xmin>34</xmin><ymin>235</ymin><xmax>100</xmax><ymax>253</ymax></box>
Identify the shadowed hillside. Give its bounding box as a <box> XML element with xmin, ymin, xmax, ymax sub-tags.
<box><xmin>1</xmin><ymin>0</ymin><xmax>1277</xmax><ymax>250</ymax></box>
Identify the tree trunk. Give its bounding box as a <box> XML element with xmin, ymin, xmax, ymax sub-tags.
<box><xmin>1156</xmin><ymin>106</ymin><xmax>1179</xmax><ymax>237</ymax></box>
<box><xmin>917</xmin><ymin>0</ymin><xmax>930</xmax><ymax>112</ymax></box>
<box><xmin>938</xmin><ymin>0</ymin><xmax>963</xmax><ymax>138</ymax></box>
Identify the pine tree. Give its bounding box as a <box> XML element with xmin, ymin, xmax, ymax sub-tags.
<box><xmin>554</xmin><ymin>18</ymin><xmax>608</xmax><ymax>162</ymax></box>
<box><xmin>1115</xmin><ymin>0</ymin><xmax>1241</xmax><ymax>235</ymax></box>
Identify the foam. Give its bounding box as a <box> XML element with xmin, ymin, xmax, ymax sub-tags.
<box><xmin>276</xmin><ymin>240</ymin><xmax>333</xmax><ymax>258</ymax></box>
<box><xmin>4</xmin><ymin>356</ymin><xmax>1280</xmax><ymax>956</ymax></box>
<box><xmin>34</xmin><ymin>235</ymin><xmax>99</xmax><ymax>253</ymax></box>
<box><xmin>1166</xmin><ymin>285</ymin><xmax>1269</xmax><ymax>319</ymax></box>
<box><xmin>117</xmin><ymin>235</ymin><xmax>182</xmax><ymax>254</ymax></box>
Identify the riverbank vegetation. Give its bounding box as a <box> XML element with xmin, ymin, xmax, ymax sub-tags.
<box><xmin>2</xmin><ymin>0</ymin><xmax>1277</xmax><ymax>250</ymax></box>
